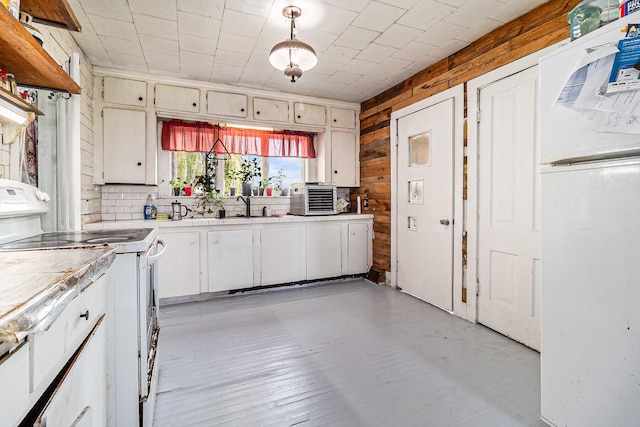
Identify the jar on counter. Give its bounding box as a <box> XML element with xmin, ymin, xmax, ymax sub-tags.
<box><xmin>0</xmin><ymin>69</ymin><xmax>9</xmax><ymax>92</ymax></box>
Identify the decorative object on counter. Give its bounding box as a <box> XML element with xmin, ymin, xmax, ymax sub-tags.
<box><xmin>156</xmin><ymin>213</ymin><xmax>169</xmax><ymax>221</ymax></box>
<box><xmin>169</xmin><ymin>178</ymin><xmax>181</xmax><ymax>196</ymax></box>
<box><xmin>238</xmin><ymin>157</ymin><xmax>261</xmax><ymax>196</ymax></box>
<box><xmin>260</xmin><ymin>177</ymin><xmax>271</xmax><ymax>196</ymax></box>
<box><xmin>356</xmin><ymin>196</ymin><xmax>362</xmax><ymax>214</ymax></box>
<box><xmin>184</xmin><ymin>184</ymin><xmax>192</xmax><ymax>196</ymax></box>
<box><xmin>144</xmin><ymin>193</ymin><xmax>157</xmax><ymax>219</ymax></box>
<box><xmin>621</xmin><ymin>0</ymin><xmax>640</xmax><ymax>17</ymax></box>
<box><xmin>171</xmin><ymin>200</ymin><xmax>191</xmax><ymax>221</ymax></box>
<box><xmin>269</xmin><ymin>5</ymin><xmax>317</xmax><ymax>82</ymax></box>
<box><xmin>262</xmin><ymin>206</ymin><xmax>271</xmax><ymax>217</ymax></box>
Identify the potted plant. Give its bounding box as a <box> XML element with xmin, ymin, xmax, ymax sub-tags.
<box><xmin>169</xmin><ymin>178</ymin><xmax>182</xmax><ymax>196</ymax></box>
<box><xmin>260</xmin><ymin>177</ymin><xmax>271</xmax><ymax>196</ymax></box>
<box><xmin>224</xmin><ymin>162</ymin><xmax>238</xmax><ymax>196</ymax></box>
<box><xmin>192</xmin><ymin>191</ymin><xmax>226</xmax><ymax>218</ymax></box>
<box><xmin>238</xmin><ymin>158</ymin><xmax>261</xmax><ymax>196</ymax></box>
<box><xmin>271</xmin><ymin>169</ymin><xmax>285</xmax><ymax>196</ymax></box>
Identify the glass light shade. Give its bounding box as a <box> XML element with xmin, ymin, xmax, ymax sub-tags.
<box><xmin>269</xmin><ymin>39</ymin><xmax>317</xmax><ymax>71</ymax></box>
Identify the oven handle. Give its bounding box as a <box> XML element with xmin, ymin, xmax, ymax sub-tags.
<box><xmin>147</xmin><ymin>239</ymin><xmax>167</xmax><ymax>264</ymax></box>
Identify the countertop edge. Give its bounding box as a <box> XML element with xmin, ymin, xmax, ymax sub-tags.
<box><xmin>0</xmin><ymin>248</ymin><xmax>116</xmax><ymax>344</ymax></box>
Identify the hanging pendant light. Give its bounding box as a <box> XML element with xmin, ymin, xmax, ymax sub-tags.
<box><xmin>269</xmin><ymin>6</ymin><xmax>317</xmax><ymax>82</ymax></box>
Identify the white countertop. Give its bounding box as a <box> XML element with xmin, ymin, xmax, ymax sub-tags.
<box><xmin>0</xmin><ymin>247</ymin><xmax>115</xmax><ymax>343</ymax></box>
<box><xmin>83</xmin><ymin>213</ymin><xmax>374</xmax><ymax>230</ymax></box>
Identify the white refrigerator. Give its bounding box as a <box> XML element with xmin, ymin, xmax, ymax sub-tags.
<box><xmin>539</xmin><ymin>14</ymin><xmax>640</xmax><ymax>427</ymax></box>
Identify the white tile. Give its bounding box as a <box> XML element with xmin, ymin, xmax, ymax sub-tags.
<box><xmin>133</xmin><ymin>14</ymin><xmax>179</xmax><ymax>40</ymax></box>
<box><xmin>310</xmin><ymin>5</ymin><xmax>357</xmax><ymax>35</ymax></box>
<box><xmin>220</xmin><ymin>9</ymin><xmax>266</xmax><ymax>38</ymax></box>
<box><xmin>398</xmin><ymin>2</ymin><xmax>454</xmax><ymax>30</ymax></box>
<box><xmin>130</xmin><ymin>0</ymin><xmax>177</xmax><ymax>20</ymax></box>
<box><xmin>351</xmin><ymin>1</ymin><xmax>407</xmax><ymax>32</ymax></box>
<box><xmin>178</xmin><ymin>11</ymin><xmax>221</xmax><ymax>39</ymax></box>
<box><xmin>415</xmin><ymin>21</ymin><xmax>468</xmax><ymax>47</ymax></box>
<box><xmin>177</xmin><ymin>0</ymin><xmax>224</xmax><ymax>19</ymax></box>
<box><xmin>444</xmin><ymin>0</ymin><xmax>504</xmax><ymax>28</ymax></box>
<box><xmin>102</xmin><ymin>213</ymin><xmax>116</xmax><ymax>221</ymax></box>
<box><xmin>374</xmin><ymin>24</ymin><xmax>422</xmax><ymax>49</ymax></box>
<box><xmin>139</xmin><ymin>35</ymin><xmax>179</xmax><ymax>55</ymax></box>
<box><xmin>321</xmin><ymin>0</ymin><xmax>370</xmax><ymax>12</ymax></box>
<box><xmin>356</xmin><ymin>43</ymin><xmax>397</xmax><ymax>63</ymax></box>
<box><xmin>393</xmin><ymin>41</ymin><xmax>436</xmax><ymax>61</ymax></box>
<box><xmin>146</xmin><ymin>52</ymin><xmax>181</xmax><ymax>73</ymax></box>
<box><xmin>214</xmin><ymin>49</ymin><xmax>251</xmax><ymax>67</ymax></box>
<box><xmin>90</xmin><ymin>15</ymin><xmax>138</xmax><ymax>40</ymax></box>
<box><xmin>322</xmin><ymin>46</ymin><xmax>360</xmax><ymax>65</ymax></box>
<box><xmin>210</xmin><ymin>63</ymin><xmax>244</xmax><ymax>84</ymax></box>
<box><xmin>334</xmin><ymin>26</ymin><xmax>380</xmax><ymax>50</ymax></box>
<box><xmin>217</xmin><ymin>32</ymin><xmax>256</xmax><ymax>54</ymax></box>
<box><xmin>378</xmin><ymin>0</ymin><xmax>420</xmax><ymax>8</ymax></box>
<box><xmin>179</xmin><ymin>33</ymin><xmax>218</xmax><ymax>53</ymax></box>
<box><xmin>179</xmin><ymin>51</ymin><xmax>214</xmax><ymax>79</ymax></box>
<box><xmin>77</xmin><ymin>0</ymin><xmax>132</xmax><ymax>22</ymax></box>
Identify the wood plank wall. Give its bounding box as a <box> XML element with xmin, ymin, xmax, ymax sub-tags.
<box><xmin>354</xmin><ymin>0</ymin><xmax>582</xmax><ymax>281</ymax></box>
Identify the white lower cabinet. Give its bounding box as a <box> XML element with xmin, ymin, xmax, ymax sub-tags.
<box><xmin>306</xmin><ymin>224</ymin><xmax>342</xmax><ymax>280</ymax></box>
<box><xmin>346</xmin><ymin>222</ymin><xmax>371</xmax><ymax>274</ymax></box>
<box><xmin>158</xmin><ymin>231</ymin><xmax>201</xmax><ymax>298</ymax></box>
<box><xmin>208</xmin><ymin>229</ymin><xmax>254</xmax><ymax>292</ymax></box>
<box><xmin>35</xmin><ymin>317</ymin><xmax>107</xmax><ymax>427</ymax></box>
<box><xmin>0</xmin><ymin>342</ymin><xmax>29</xmax><ymax>427</ymax></box>
<box><xmin>260</xmin><ymin>226</ymin><xmax>304</xmax><ymax>285</ymax></box>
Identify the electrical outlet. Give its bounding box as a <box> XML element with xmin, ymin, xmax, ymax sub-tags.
<box><xmin>363</xmin><ymin>197</ymin><xmax>369</xmax><ymax>207</ymax></box>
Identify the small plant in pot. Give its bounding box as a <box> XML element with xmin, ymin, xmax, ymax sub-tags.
<box><xmin>238</xmin><ymin>158</ymin><xmax>261</xmax><ymax>196</ymax></box>
<box><xmin>260</xmin><ymin>177</ymin><xmax>271</xmax><ymax>196</ymax></box>
<box><xmin>224</xmin><ymin>163</ymin><xmax>238</xmax><ymax>196</ymax></box>
<box><xmin>271</xmin><ymin>169</ymin><xmax>285</xmax><ymax>196</ymax></box>
<box><xmin>169</xmin><ymin>178</ymin><xmax>182</xmax><ymax>196</ymax></box>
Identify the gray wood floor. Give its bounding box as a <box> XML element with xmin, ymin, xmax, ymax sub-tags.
<box><xmin>153</xmin><ymin>279</ymin><xmax>544</xmax><ymax>427</ymax></box>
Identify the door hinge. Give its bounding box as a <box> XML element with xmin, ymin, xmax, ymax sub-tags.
<box><xmin>101</xmin><ymin>110</ymin><xmax>103</xmax><ymax>118</ymax></box>
<box><xmin>396</xmin><ymin>259</ymin><xmax>399</xmax><ymax>273</ymax></box>
<box><xmin>475</xmin><ymin>282</ymin><xmax>480</xmax><ymax>296</ymax></box>
<box><xmin>476</xmin><ymin>110</ymin><xmax>481</xmax><ymax>123</ymax></box>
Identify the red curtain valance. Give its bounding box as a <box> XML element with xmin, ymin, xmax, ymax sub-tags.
<box><xmin>161</xmin><ymin>120</ymin><xmax>316</xmax><ymax>158</ymax></box>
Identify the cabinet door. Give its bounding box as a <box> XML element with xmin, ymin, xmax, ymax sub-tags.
<box><xmin>158</xmin><ymin>231</ymin><xmax>201</xmax><ymax>298</ymax></box>
<box><xmin>306</xmin><ymin>224</ymin><xmax>342</xmax><ymax>280</ymax></box>
<box><xmin>331</xmin><ymin>107</ymin><xmax>356</xmax><ymax>129</ymax></box>
<box><xmin>35</xmin><ymin>318</ymin><xmax>107</xmax><ymax>427</ymax></box>
<box><xmin>260</xmin><ymin>226</ymin><xmax>304</xmax><ymax>285</ymax></box>
<box><xmin>208</xmin><ymin>229</ymin><xmax>254</xmax><ymax>292</ymax></box>
<box><xmin>331</xmin><ymin>131</ymin><xmax>359</xmax><ymax>187</ymax></box>
<box><xmin>103</xmin><ymin>108</ymin><xmax>146</xmax><ymax>184</ymax></box>
<box><xmin>0</xmin><ymin>343</ymin><xmax>29</xmax><ymax>426</ymax></box>
<box><xmin>253</xmin><ymin>97</ymin><xmax>289</xmax><ymax>123</ymax></box>
<box><xmin>207</xmin><ymin>91</ymin><xmax>248</xmax><ymax>118</ymax></box>
<box><xmin>294</xmin><ymin>102</ymin><xmax>326</xmax><ymax>126</ymax></box>
<box><xmin>103</xmin><ymin>76</ymin><xmax>147</xmax><ymax>107</ymax></box>
<box><xmin>347</xmin><ymin>223</ymin><xmax>370</xmax><ymax>274</ymax></box>
<box><xmin>155</xmin><ymin>84</ymin><xmax>200</xmax><ymax>113</ymax></box>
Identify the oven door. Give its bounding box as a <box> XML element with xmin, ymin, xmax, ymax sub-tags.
<box><xmin>138</xmin><ymin>239</ymin><xmax>166</xmax><ymax>400</ymax></box>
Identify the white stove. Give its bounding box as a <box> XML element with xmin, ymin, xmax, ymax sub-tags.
<box><xmin>0</xmin><ymin>178</ymin><xmax>165</xmax><ymax>427</ymax></box>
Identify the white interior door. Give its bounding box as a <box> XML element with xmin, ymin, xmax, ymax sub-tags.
<box><xmin>477</xmin><ymin>66</ymin><xmax>541</xmax><ymax>350</ymax></box>
<box><xmin>396</xmin><ymin>99</ymin><xmax>454</xmax><ymax>311</ymax></box>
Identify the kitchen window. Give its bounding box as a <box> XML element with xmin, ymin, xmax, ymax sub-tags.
<box><xmin>163</xmin><ymin>120</ymin><xmax>313</xmax><ymax>194</ymax></box>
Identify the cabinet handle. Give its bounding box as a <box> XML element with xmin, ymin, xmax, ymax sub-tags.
<box><xmin>137</xmin><ymin>162</ymin><xmax>142</xmax><ymax>166</ymax></box>
<box><xmin>333</xmin><ymin>119</ymin><xmax>337</xmax><ymax>122</ymax></box>
<box><xmin>256</xmin><ymin>111</ymin><xmax>260</xmax><ymax>115</ymax></box>
<box><xmin>192</xmin><ymin>102</ymin><xmax>197</xmax><ymax>107</ymax></box>
<box><xmin>334</xmin><ymin>170</ymin><xmax>338</xmax><ymax>174</ymax></box>
<box><xmin>138</xmin><ymin>96</ymin><xmax>143</xmax><ymax>101</ymax></box>
<box><xmin>297</xmin><ymin>115</ymin><xmax>301</xmax><ymax>119</ymax></box>
<box><xmin>241</xmin><ymin>108</ymin><xmax>245</xmax><ymax>112</ymax></box>
<box><xmin>80</xmin><ymin>310</ymin><xmax>89</xmax><ymax>320</ymax></box>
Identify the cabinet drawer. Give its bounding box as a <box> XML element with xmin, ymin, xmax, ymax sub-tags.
<box><xmin>30</xmin><ymin>275</ymin><xmax>108</xmax><ymax>396</ymax></box>
<box><xmin>0</xmin><ymin>342</ymin><xmax>29</xmax><ymax>426</ymax></box>
<box><xmin>207</xmin><ymin>91</ymin><xmax>248</xmax><ymax>118</ymax></box>
<box><xmin>103</xmin><ymin>77</ymin><xmax>147</xmax><ymax>107</ymax></box>
<box><xmin>294</xmin><ymin>102</ymin><xmax>326</xmax><ymax>126</ymax></box>
<box><xmin>155</xmin><ymin>84</ymin><xmax>200</xmax><ymax>113</ymax></box>
<box><xmin>331</xmin><ymin>107</ymin><xmax>356</xmax><ymax>129</ymax></box>
<box><xmin>253</xmin><ymin>98</ymin><xmax>289</xmax><ymax>123</ymax></box>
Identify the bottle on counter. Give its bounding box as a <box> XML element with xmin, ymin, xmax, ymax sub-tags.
<box><xmin>144</xmin><ymin>193</ymin><xmax>157</xmax><ymax>219</ymax></box>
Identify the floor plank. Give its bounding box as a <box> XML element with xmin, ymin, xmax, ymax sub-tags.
<box><xmin>153</xmin><ymin>279</ymin><xmax>544</xmax><ymax>426</ymax></box>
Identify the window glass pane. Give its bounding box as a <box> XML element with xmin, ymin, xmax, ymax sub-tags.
<box><xmin>409</xmin><ymin>131</ymin><xmax>430</xmax><ymax>167</ymax></box>
<box><xmin>269</xmin><ymin>157</ymin><xmax>302</xmax><ymax>192</ymax></box>
<box><xmin>176</xmin><ymin>152</ymin><xmax>206</xmax><ymax>186</ymax></box>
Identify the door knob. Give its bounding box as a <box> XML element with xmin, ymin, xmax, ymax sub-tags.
<box><xmin>440</xmin><ymin>219</ymin><xmax>450</xmax><ymax>226</ymax></box>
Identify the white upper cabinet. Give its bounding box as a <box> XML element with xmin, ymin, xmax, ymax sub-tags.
<box><xmin>253</xmin><ymin>97</ymin><xmax>289</xmax><ymax>123</ymax></box>
<box><xmin>331</xmin><ymin>107</ymin><xmax>356</xmax><ymax>129</ymax></box>
<box><xmin>331</xmin><ymin>130</ymin><xmax>359</xmax><ymax>187</ymax></box>
<box><xmin>103</xmin><ymin>77</ymin><xmax>147</xmax><ymax>107</ymax></box>
<box><xmin>155</xmin><ymin>84</ymin><xmax>200</xmax><ymax>113</ymax></box>
<box><xmin>207</xmin><ymin>91</ymin><xmax>248</xmax><ymax>118</ymax></box>
<box><xmin>294</xmin><ymin>102</ymin><xmax>326</xmax><ymax>126</ymax></box>
<box><xmin>103</xmin><ymin>108</ymin><xmax>146</xmax><ymax>184</ymax></box>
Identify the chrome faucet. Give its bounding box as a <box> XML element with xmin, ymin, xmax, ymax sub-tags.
<box><xmin>236</xmin><ymin>195</ymin><xmax>251</xmax><ymax>217</ymax></box>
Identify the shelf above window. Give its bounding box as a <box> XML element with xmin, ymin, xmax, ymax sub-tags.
<box><xmin>21</xmin><ymin>0</ymin><xmax>81</xmax><ymax>32</ymax></box>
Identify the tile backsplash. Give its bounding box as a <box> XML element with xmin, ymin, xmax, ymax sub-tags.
<box><xmin>101</xmin><ymin>185</ymin><xmax>293</xmax><ymax>220</ymax></box>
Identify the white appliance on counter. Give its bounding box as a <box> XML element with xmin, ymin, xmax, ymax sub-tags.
<box><xmin>0</xmin><ymin>178</ymin><xmax>166</xmax><ymax>427</ymax></box>
<box><xmin>539</xmin><ymin>15</ymin><xmax>640</xmax><ymax>427</ymax></box>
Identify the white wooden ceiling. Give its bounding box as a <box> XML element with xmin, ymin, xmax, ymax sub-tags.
<box><xmin>67</xmin><ymin>0</ymin><xmax>549</xmax><ymax>102</ymax></box>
